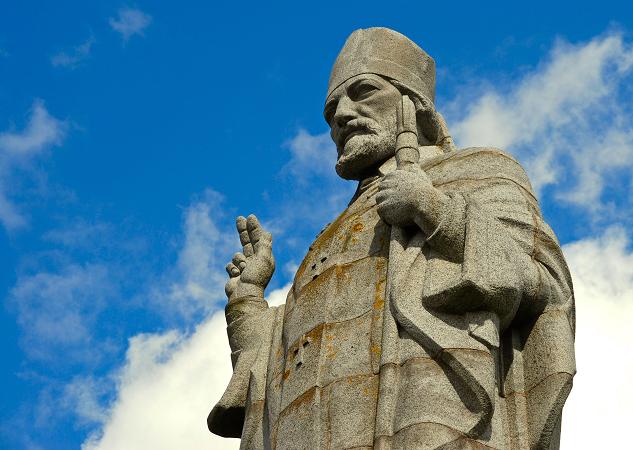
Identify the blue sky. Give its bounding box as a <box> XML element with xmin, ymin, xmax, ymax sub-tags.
<box><xmin>1</xmin><ymin>1</ymin><xmax>633</xmax><ymax>449</ymax></box>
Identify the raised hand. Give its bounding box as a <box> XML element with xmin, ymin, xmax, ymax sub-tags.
<box><xmin>225</xmin><ymin>214</ymin><xmax>275</xmax><ymax>301</ymax></box>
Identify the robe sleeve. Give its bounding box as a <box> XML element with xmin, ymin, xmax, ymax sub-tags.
<box><xmin>420</xmin><ymin>148</ymin><xmax>575</xmax><ymax>448</ymax></box>
<box><xmin>421</xmin><ymin>148</ymin><xmax>574</xmax><ymax>332</ymax></box>
<box><xmin>207</xmin><ymin>296</ymin><xmax>282</xmax><ymax>438</ymax></box>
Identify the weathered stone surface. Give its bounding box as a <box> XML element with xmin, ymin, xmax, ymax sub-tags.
<box><xmin>208</xmin><ymin>27</ymin><xmax>575</xmax><ymax>450</ymax></box>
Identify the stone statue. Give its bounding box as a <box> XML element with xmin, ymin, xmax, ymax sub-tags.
<box><xmin>208</xmin><ymin>28</ymin><xmax>575</xmax><ymax>450</ymax></box>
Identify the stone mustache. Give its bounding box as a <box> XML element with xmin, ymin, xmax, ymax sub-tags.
<box><xmin>208</xmin><ymin>28</ymin><xmax>575</xmax><ymax>450</ymax></box>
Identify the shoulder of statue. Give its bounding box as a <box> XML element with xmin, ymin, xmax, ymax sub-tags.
<box><xmin>421</xmin><ymin>146</ymin><xmax>535</xmax><ymax>196</ymax></box>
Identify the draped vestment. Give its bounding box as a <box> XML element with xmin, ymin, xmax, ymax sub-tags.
<box><xmin>209</xmin><ymin>147</ymin><xmax>575</xmax><ymax>450</ymax></box>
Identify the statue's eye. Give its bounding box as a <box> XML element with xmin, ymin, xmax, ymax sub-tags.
<box><xmin>350</xmin><ymin>81</ymin><xmax>379</xmax><ymax>100</ymax></box>
<box><xmin>323</xmin><ymin>101</ymin><xmax>337</xmax><ymax>125</ymax></box>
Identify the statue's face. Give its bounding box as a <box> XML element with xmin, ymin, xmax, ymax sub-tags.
<box><xmin>324</xmin><ymin>74</ymin><xmax>401</xmax><ymax>180</ymax></box>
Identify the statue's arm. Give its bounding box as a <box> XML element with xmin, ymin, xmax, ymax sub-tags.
<box><xmin>417</xmin><ymin>154</ymin><xmax>573</xmax><ymax>329</ymax></box>
<box><xmin>377</xmin><ymin>149</ymin><xmax>572</xmax><ymax>329</ymax></box>
<box><xmin>208</xmin><ymin>214</ymin><xmax>279</xmax><ymax>438</ymax></box>
<box><xmin>410</xmin><ymin>152</ymin><xmax>575</xmax><ymax>449</ymax></box>
<box><xmin>223</xmin><ymin>214</ymin><xmax>277</xmax><ymax>366</ymax></box>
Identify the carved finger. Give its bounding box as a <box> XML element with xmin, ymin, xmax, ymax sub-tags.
<box><xmin>236</xmin><ymin>215</ymin><xmax>247</xmax><ymax>234</ymax></box>
<box><xmin>233</xmin><ymin>252</ymin><xmax>247</xmax><ymax>270</ymax></box>
<box><xmin>246</xmin><ymin>214</ymin><xmax>263</xmax><ymax>242</ymax></box>
<box><xmin>236</xmin><ymin>215</ymin><xmax>254</xmax><ymax>257</ymax></box>
<box><xmin>254</xmin><ymin>231</ymin><xmax>273</xmax><ymax>254</ymax></box>
<box><xmin>226</xmin><ymin>262</ymin><xmax>240</xmax><ymax>278</ymax></box>
<box><xmin>246</xmin><ymin>215</ymin><xmax>270</xmax><ymax>254</ymax></box>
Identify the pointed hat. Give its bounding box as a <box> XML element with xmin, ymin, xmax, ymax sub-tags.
<box><xmin>327</xmin><ymin>27</ymin><xmax>435</xmax><ymax>103</ymax></box>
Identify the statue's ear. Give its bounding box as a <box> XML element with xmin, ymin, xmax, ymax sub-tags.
<box><xmin>407</xmin><ymin>93</ymin><xmax>435</xmax><ymax>143</ymax></box>
<box><xmin>415</xmin><ymin>106</ymin><xmax>441</xmax><ymax>145</ymax></box>
<box><xmin>433</xmin><ymin>111</ymin><xmax>456</xmax><ymax>152</ymax></box>
<box><xmin>411</xmin><ymin>95</ymin><xmax>455</xmax><ymax>151</ymax></box>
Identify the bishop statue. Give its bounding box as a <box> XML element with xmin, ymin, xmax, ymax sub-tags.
<box><xmin>207</xmin><ymin>28</ymin><xmax>576</xmax><ymax>450</ymax></box>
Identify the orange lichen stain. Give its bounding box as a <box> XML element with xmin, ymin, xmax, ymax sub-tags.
<box><xmin>370</xmin><ymin>345</ymin><xmax>381</xmax><ymax>356</ymax></box>
<box><xmin>373</xmin><ymin>285</ymin><xmax>385</xmax><ymax>310</ymax></box>
<box><xmin>333</xmin><ymin>265</ymin><xmax>350</xmax><ymax>280</ymax></box>
<box><xmin>352</xmin><ymin>222</ymin><xmax>364</xmax><ymax>232</ymax></box>
<box><xmin>373</xmin><ymin>264</ymin><xmax>386</xmax><ymax>310</ymax></box>
<box><xmin>325</xmin><ymin>342</ymin><xmax>337</xmax><ymax>359</ymax></box>
<box><xmin>283</xmin><ymin>387</ymin><xmax>316</xmax><ymax>414</ymax></box>
<box><xmin>307</xmin><ymin>322</ymin><xmax>325</xmax><ymax>339</ymax></box>
<box><xmin>375</xmin><ymin>257</ymin><xmax>386</xmax><ymax>273</ymax></box>
<box><xmin>344</xmin><ymin>374</ymin><xmax>368</xmax><ymax>386</ymax></box>
<box><xmin>363</xmin><ymin>381</ymin><xmax>379</xmax><ymax>399</ymax></box>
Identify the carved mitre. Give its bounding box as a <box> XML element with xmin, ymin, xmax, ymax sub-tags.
<box><xmin>327</xmin><ymin>27</ymin><xmax>436</xmax><ymax>104</ymax></box>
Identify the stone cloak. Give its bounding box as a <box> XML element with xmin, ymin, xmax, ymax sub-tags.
<box><xmin>209</xmin><ymin>147</ymin><xmax>575</xmax><ymax>450</ymax></box>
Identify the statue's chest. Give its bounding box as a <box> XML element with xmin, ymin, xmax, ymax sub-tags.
<box><xmin>275</xmin><ymin>194</ymin><xmax>389</xmax><ymax>421</ymax></box>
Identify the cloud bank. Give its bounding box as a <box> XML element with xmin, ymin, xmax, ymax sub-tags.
<box><xmin>83</xmin><ymin>286</ymin><xmax>289</xmax><ymax>450</ymax></box>
<box><xmin>560</xmin><ymin>228</ymin><xmax>633</xmax><ymax>449</ymax></box>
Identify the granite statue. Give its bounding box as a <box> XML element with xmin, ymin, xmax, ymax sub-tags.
<box><xmin>208</xmin><ymin>27</ymin><xmax>576</xmax><ymax>450</ymax></box>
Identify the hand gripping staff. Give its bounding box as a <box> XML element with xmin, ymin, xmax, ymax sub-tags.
<box><xmin>374</xmin><ymin>96</ymin><xmax>493</xmax><ymax>448</ymax></box>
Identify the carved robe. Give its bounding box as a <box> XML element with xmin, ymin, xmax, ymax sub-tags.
<box><xmin>209</xmin><ymin>147</ymin><xmax>575</xmax><ymax>450</ymax></box>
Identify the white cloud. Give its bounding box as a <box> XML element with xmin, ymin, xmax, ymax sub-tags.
<box><xmin>60</xmin><ymin>376</ymin><xmax>110</xmax><ymax>426</ymax></box>
<box><xmin>109</xmin><ymin>7</ymin><xmax>152</xmax><ymax>41</ymax></box>
<box><xmin>263</xmin><ymin>282</ymin><xmax>290</xmax><ymax>307</ymax></box>
<box><xmin>561</xmin><ymin>227</ymin><xmax>633</xmax><ymax>449</ymax></box>
<box><xmin>447</xmin><ymin>31</ymin><xmax>633</xmax><ymax>219</ymax></box>
<box><xmin>269</xmin><ymin>129</ymin><xmax>354</xmax><ymax>247</ymax></box>
<box><xmin>51</xmin><ymin>36</ymin><xmax>95</xmax><ymax>68</ymax></box>
<box><xmin>44</xmin><ymin>220</ymin><xmax>113</xmax><ymax>249</ymax></box>
<box><xmin>161</xmin><ymin>189</ymin><xmax>236</xmax><ymax>319</ymax></box>
<box><xmin>51</xmin><ymin>36</ymin><xmax>95</xmax><ymax>69</ymax></box>
<box><xmin>282</xmin><ymin>129</ymin><xmax>335</xmax><ymax>180</ymax></box>
<box><xmin>0</xmin><ymin>100</ymin><xmax>66</xmax><ymax>157</ymax></box>
<box><xmin>0</xmin><ymin>193</ymin><xmax>25</xmax><ymax>231</ymax></box>
<box><xmin>9</xmin><ymin>263</ymin><xmax>116</xmax><ymax>364</ymax></box>
<box><xmin>82</xmin><ymin>284</ymin><xmax>290</xmax><ymax>450</ymax></box>
<box><xmin>0</xmin><ymin>100</ymin><xmax>67</xmax><ymax>230</ymax></box>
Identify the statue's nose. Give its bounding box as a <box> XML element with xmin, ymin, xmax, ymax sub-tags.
<box><xmin>332</xmin><ymin>96</ymin><xmax>356</xmax><ymax>128</ymax></box>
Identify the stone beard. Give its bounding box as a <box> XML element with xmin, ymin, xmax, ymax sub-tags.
<box><xmin>208</xmin><ymin>28</ymin><xmax>575</xmax><ymax>450</ymax></box>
